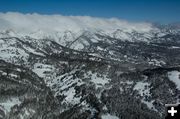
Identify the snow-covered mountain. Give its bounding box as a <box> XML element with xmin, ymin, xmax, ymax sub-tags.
<box><xmin>0</xmin><ymin>12</ymin><xmax>159</xmax><ymax>48</ymax></box>
<box><xmin>0</xmin><ymin>12</ymin><xmax>180</xmax><ymax>119</ymax></box>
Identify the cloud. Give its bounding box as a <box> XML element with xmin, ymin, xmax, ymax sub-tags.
<box><xmin>0</xmin><ymin>12</ymin><xmax>154</xmax><ymax>36</ymax></box>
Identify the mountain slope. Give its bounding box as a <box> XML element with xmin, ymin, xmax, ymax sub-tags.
<box><xmin>0</xmin><ymin>13</ymin><xmax>180</xmax><ymax>119</ymax></box>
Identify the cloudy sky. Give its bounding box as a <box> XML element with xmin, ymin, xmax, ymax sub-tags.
<box><xmin>0</xmin><ymin>0</ymin><xmax>180</xmax><ymax>23</ymax></box>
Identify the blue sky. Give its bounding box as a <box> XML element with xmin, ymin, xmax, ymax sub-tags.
<box><xmin>0</xmin><ymin>0</ymin><xmax>180</xmax><ymax>23</ymax></box>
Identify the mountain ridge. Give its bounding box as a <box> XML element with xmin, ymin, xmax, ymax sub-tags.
<box><xmin>0</xmin><ymin>12</ymin><xmax>180</xmax><ymax>119</ymax></box>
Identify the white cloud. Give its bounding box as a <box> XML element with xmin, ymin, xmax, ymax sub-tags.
<box><xmin>0</xmin><ymin>12</ymin><xmax>154</xmax><ymax>35</ymax></box>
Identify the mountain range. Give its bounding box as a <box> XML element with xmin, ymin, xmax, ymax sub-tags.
<box><xmin>0</xmin><ymin>12</ymin><xmax>180</xmax><ymax>119</ymax></box>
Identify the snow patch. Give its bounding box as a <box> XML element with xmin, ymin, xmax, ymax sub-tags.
<box><xmin>148</xmin><ymin>59</ymin><xmax>166</xmax><ymax>66</ymax></box>
<box><xmin>101</xmin><ymin>113</ymin><xmax>119</xmax><ymax>119</ymax></box>
<box><xmin>142</xmin><ymin>100</ymin><xmax>157</xmax><ymax>111</ymax></box>
<box><xmin>133</xmin><ymin>81</ymin><xmax>157</xmax><ymax>111</ymax></box>
<box><xmin>0</xmin><ymin>97</ymin><xmax>21</xmax><ymax>113</ymax></box>
<box><xmin>63</xmin><ymin>87</ymin><xmax>81</xmax><ymax>104</ymax></box>
<box><xmin>134</xmin><ymin>81</ymin><xmax>151</xmax><ymax>97</ymax></box>
<box><xmin>25</xmin><ymin>46</ymin><xmax>45</xmax><ymax>56</ymax></box>
<box><xmin>84</xmin><ymin>71</ymin><xmax>111</xmax><ymax>88</ymax></box>
<box><xmin>47</xmin><ymin>69</ymin><xmax>84</xmax><ymax>105</ymax></box>
<box><xmin>32</xmin><ymin>63</ymin><xmax>54</xmax><ymax>78</ymax></box>
<box><xmin>168</xmin><ymin>71</ymin><xmax>180</xmax><ymax>90</ymax></box>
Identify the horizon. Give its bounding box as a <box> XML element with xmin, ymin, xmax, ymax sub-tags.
<box><xmin>0</xmin><ymin>0</ymin><xmax>180</xmax><ymax>23</ymax></box>
<box><xmin>0</xmin><ymin>12</ymin><xmax>154</xmax><ymax>36</ymax></box>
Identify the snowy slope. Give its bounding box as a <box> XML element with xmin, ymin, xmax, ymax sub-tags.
<box><xmin>168</xmin><ymin>71</ymin><xmax>180</xmax><ymax>90</ymax></box>
<box><xmin>0</xmin><ymin>12</ymin><xmax>159</xmax><ymax>47</ymax></box>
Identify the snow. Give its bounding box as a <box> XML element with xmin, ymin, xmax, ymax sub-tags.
<box><xmin>97</xmin><ymin>46</ymin><xmax>103</xmax><ymax>51</ymax></box>
<box><xmin>148</xmin><ymin>59</ymin><xmax>166</xmax><ymax>66</ymax></box>
<box><xmin>168</xmin><ymin>71</ymin><xmax>180</xmax><ymax>90</ymax></box>
<box><xmin>25</xmin><ymin>109</ymin><xmax>30</xmax><ymax>116</ymax></box>
<box><xmin>121</xmin><ymin>81</ymin><xmax>134</xmax><ymax>85</ymax></box>
<box><xmin>32</xmin><ymin>63</ymin><xmax>54</xmax><ymax>78</ymax></box>
<box><xmin>63</xmin><ymin>87</ymin><xmax>81</xmax><ymax>104</ymax></box>
<box><xmin>46</xmin><ymin>69</ymin><xmax>111</xmax><ymax>107</ymax></box>
<box><xmin>102</xmin><ymin>105</ymin><xmax>108</xmax><ymax>110</ymax></box>
<box><xmin>89</xmin><ymin>53</ymin><xmax>103</xmax><ymax>58</ymax></box>
<box><xmin>18</xmin><ymin>108</ymin><xmax>35</xmax><ymax>119</ymax></box>
<box><xmin>0</xmin><ymin>12</ymin><xmax>154</xmax><ymax>41</ymax></box>
<box><xmin>70</xmin><ymin>42</ymin><xmax>85</xmax><ymax>50</ymax></box>
<box><xmin>113</xmin><ymin>30</ymin><xmax>131</xmax><ymax>40</ymax></box>
<box><xmin>101</xmin><ymin>114</ymin><xmax>119</xmax><ymax>119</ymax></box>
<box><xmin>46</xmin><ymin>69</ymin><xmax>84</xmax><ymax>105</ymax></box>
<box><xmin>134</xmin><ymin>81</ymin><xmax>151</xmax><ymax>97</ymax></box>
<box><xmin>0</xmin><ymin>97</ymin><xmax>21</xmax><ymax>113</ymax></box>
<box><xmin>25</xmin><ymin>46</ymin><xmax>45</xmax><ymax>56</ymax></box>
<box><xmin>171</xmin><ymin>46</ymin><xmax>180</xmax><ymax>49</ymax></box>
<box><xmin>9</xmin><ymin>73</ymin><xmax>18</xmax><ymax>78</ymax></box>
<box><xmin>84</xmin><ymin>71</ymin><xmax>111</xmax><ymax>88</ymax></box>
<box><xmin>141</xmin><ymin>100</ymin><xmax>157</xmax><ymax>112</ymax></box>
<box><xmin>0</xmin><ymin>38</ymin><xmax>29</xmax><ymax>63</ymax></box>
<box><xmin>133</xmin><ymin>81</ymin><xmax>157</xmax><ymax>111</ymax></box>
<box><xmin>0</xmin><ymin>48</ymin><xmax>28</xmax><ymax>63</ymax></box>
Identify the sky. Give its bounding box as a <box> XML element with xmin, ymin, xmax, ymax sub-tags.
<box><xmin>0</xmin><ymin>0</ymin><xmax>180</xmax><ymax>23</ymax></box>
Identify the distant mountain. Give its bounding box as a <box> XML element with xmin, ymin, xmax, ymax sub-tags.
<box><xmin>0</xmin><ymin>13</ymin><xmax>180</xmax><ymax>119</ymax></box>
